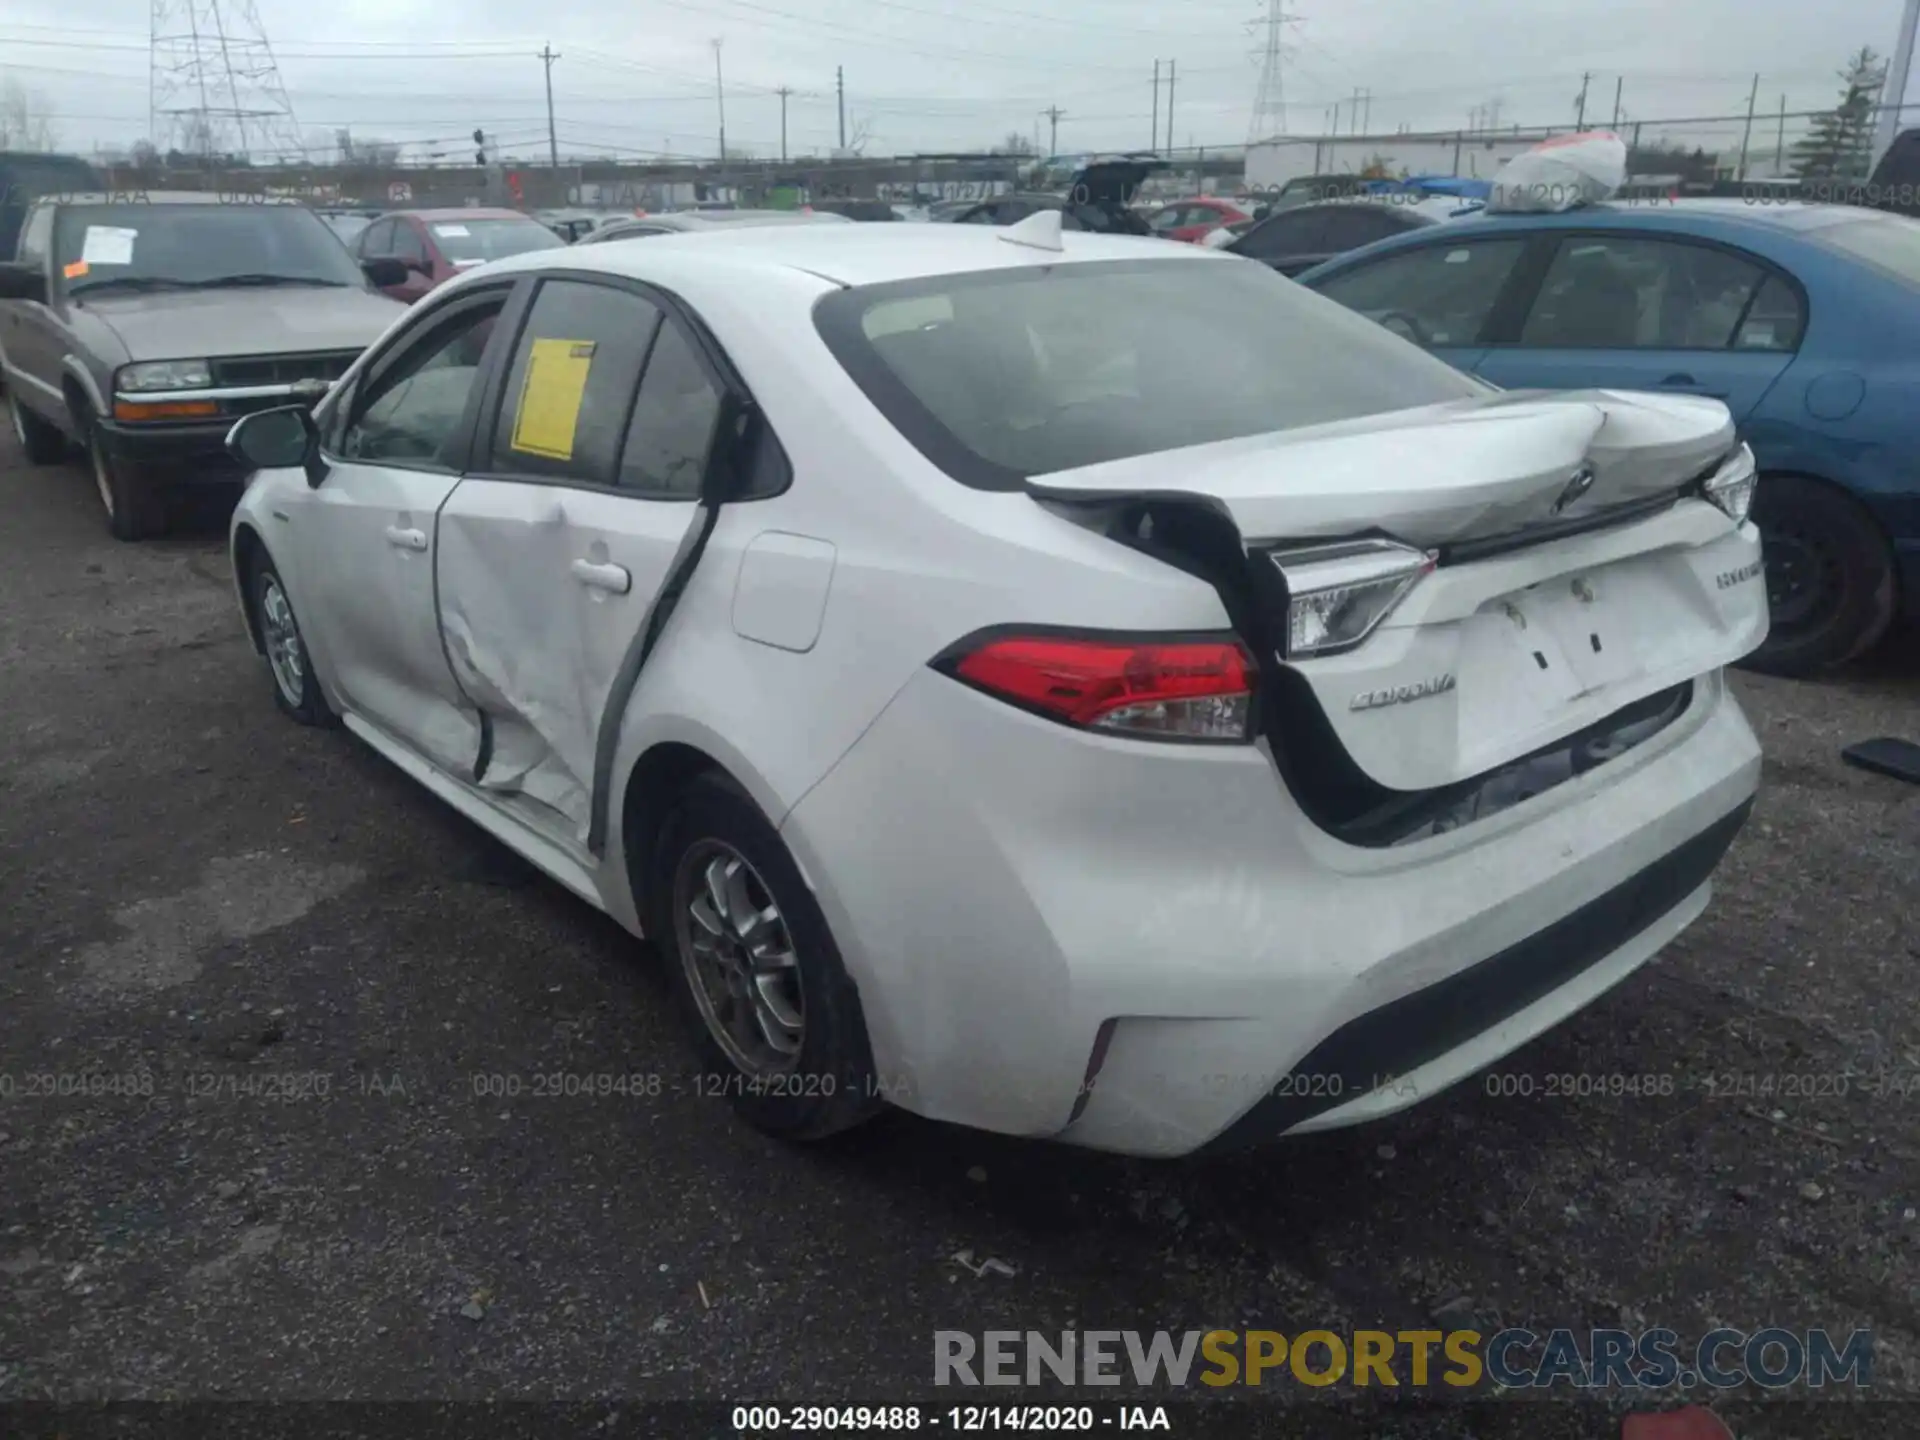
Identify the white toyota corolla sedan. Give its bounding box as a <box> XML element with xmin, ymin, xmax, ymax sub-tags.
<box><xmin>226</xmin><ymin>210</ymin><xmax>1767</xmax><ymax>1157</ymax></box>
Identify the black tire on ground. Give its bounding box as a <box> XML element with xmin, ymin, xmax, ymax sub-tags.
<box><xmin>247</xmin><ymin>550</ymin><xmax>337</xmax><ymax>727</ymax></box>
<box><xmin>85</xmin><ymin>417</ymin><xmax>169</xmax><ymax>542</ymax></box>
<box><xmin>1744</xmin><ymin>475</ymin><xmax>1898</xmax><ymax>678</ymax></box>
<box><xmin>8</xmin><ymin>390</ymin><xmax>68</xmax><ymax>465</ymax></box>
<box><xmin>648</xmin><ymin>773</ymin><xmax>881</xmax><ymax>1142</ymax></box>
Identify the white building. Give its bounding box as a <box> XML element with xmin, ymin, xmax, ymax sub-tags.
<box><xmin>1244</xmin><ymin>130</ymin><xmax>1558</xmax><ymax>188</ymax></box>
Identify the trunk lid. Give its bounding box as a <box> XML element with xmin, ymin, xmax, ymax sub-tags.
<box><xmin>1029</xmin><ymin>388</ymin><xmax>1767</xmax><ymax>805</ymax></box>
<box><xmin>1027</xmin><ymin>388</ymin><xmax>1736</xmax><ymax>550</ymax></box>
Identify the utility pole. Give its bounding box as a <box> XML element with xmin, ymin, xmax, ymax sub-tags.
<box><xmin>1361</xmin><ymin>89</ymin><xmax>1372</xmax><ymax>133</ymax></box>
<box><xmin>836</xmin><ymin>65</ymin><xmax>846</xmax><ymax>150</ymax></box>
<box><xmin>1165</xmin><ymin>61</ymin><xmax>1176</xmax><ymax>152</ymax></box>
<box><xmin>1611</xmin><ymin>76</ymin><xmax>1622</xmax><ymax>128</ymax></box>
<box><xmin>1737</xmin><ymin>71</ymin><xmax>1759</xmax><ymax>180</ymax></box>
<box><xmin>1043</xmin><ymin>105</ymin><xmax>1064</xmax><ymax>154</ymax></box>
<box><xmin>1871</xmin><ymin>0</ymin><xmax>1919</xmax><ymax>168</ymax></box>
<box><xmin>1776</xmin><ymin>93</ymin><xmax>1787</xmax><ymax>172</ymax></box>
<box><xmin>775</xmin><ymin>86</ymin><xmax>792</xmax><ymax>163</ymax></box>
<box><xmin>1575</xmin><ymin>71</ymin><xmax>1591</xmax><ymax>127</ymax></box>
<box><xmin>712</xmin><ymin>39</ymin><xmax>726</xmax><ymax>163</ymax></box>
<box><xmin>539</xmin><ymin>45</ymin><xmax>560</xmax><ymax>168</ymax></box>
<box><xmin>1152</xmin><ymin>61</ymin><xmax>1160</xmax><ymax>153</ymax></box>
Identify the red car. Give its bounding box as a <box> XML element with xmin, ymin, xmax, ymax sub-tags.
<box><xmin>353</xmin><ymin>207</ymin><xmax>567</xmax><ymax>303</ymax></box>
<box><xmin>1144</xmin><ymin>196</ymin><xmax>1250</xmax><ymax>243</ymax></box>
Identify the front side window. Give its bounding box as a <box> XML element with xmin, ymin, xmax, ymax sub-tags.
<box><xmin>52</xmin><ymin>203</ymin><xmax>369</xmax><ymax>295</ymax></box>
<box><xmin>1519</xmin><ymin>235</ymin><xmax>1766</xmax><ymax>349</ymax></box>
<box><xmin>17</xmin><ymin>204</ymin><xmax>53</xmax><ymax>266</ymax></box>
<box><xmin>1312</xmin><ymin>237</ymin><xmax>1527</xmax><ymax>348</ymax></box>
<box><xmin>338</xmin><ymin>297</ymin><xmax>506</xmax><ymax>465</ymax></box>
<box><xmin>489</xmin><ymin>279</ymin><xmax>663</xmax><ymax>486</ymax></box>
<box><xmin>816</xmin><ymin>256</ymin><xmax>1489</xmax><ymax>486</ymax></box>
<box><xmin>392</xmin><ymin>222</ymin><xmax>430</xmax><ymax>265</ymax></box>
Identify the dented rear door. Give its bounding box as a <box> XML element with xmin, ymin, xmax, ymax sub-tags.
<box><xmin>432</xmin><ymin>275</ymin><xmax>718</xmax><ymax>846</ymax></box>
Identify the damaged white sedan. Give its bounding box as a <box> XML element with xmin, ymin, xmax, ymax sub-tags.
<box><xmin>226</xmin><ymin>211</ymin><xmax>1768</xmax><ymax>1157</ymax></box>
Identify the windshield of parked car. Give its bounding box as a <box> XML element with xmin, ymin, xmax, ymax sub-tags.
<box><xmin>53</xmin><ymin>203</ymin><xmax>369</xmax><ymax>293</ymax></box>
<box><xmin>1814</xmin><ymin>214</ymin><xmax>1920</xmax><ymax>287</ymax></box>
<box><xmin>816</xmin><ymin>255</ymin><xmax>1489</xmax><ymax>483</ymax></box>
<box><xmin>423</xmin><ymin>216</ymin><xmax>567</xmax><ymax>263</ymax></box>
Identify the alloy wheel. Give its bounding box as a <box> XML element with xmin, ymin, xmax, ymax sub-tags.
<box><xmin>673</xmin><ymin>840</ymin><xmax>805</xmax><ymax>1074</ymax></box>
<box><xmin>259</xmin><ymin>576</ymin><xmax>307</xmax><ymax>708</ymax></box>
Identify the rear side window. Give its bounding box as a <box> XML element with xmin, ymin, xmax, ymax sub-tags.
<box><xmin>1733</xmin><ymin>275</ymin><xmax>1806</xmax><ymax>351</ymax></box>
<box><xmin>814</xmin><ymin>256</ymin><xmax>1488</xmax><ymax>488</ymax></box>
<box><xmin>1816</xmin><ymin>215</ymin><xmax>1920</xmax><ymax>287</ymax></box>
<box><xmin>17</xmin><ymin>204</ymin><xmax>53</xmax><ymax>267</ymax></box>
<box><xmin>617</xmin><ymin>323</ymin><xmax>723</xmax><ymax>498</ymax></box>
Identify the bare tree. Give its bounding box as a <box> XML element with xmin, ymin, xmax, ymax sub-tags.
<box><xmin>842</xmin><ymin>116</ymin><xmax>875</xmax><ymax>155</ymax></box>
<box><xmin>996</xmin><ymin>130</ymin><xmax>1036</xmax><ymax>157</ymax></box>
<box><xmin>0</xmin><ymin>77</ymin><xmax>60</xmax><ymax>151</ymax></box>
<box><xmin>129</xmin><ymin>139</ymin><xmax>160</xmax><ymax>174</ymax></box>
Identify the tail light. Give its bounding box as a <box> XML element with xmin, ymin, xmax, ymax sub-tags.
<box><xmin>1265</xmin><ymin>539</ymin><xmax>1435</xmax><ymax>659</ymax></box>
<box><xmin>1701</xmin><ymin>443</ymin><xmax>1756</xmax><ymax>525</ymax></box>
<box><xmin>936</xmin><ymin>631</ymin><xmax>1255</xmax><ymax>742</ymax></box>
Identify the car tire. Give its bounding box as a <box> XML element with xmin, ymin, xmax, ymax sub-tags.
<box><xmin>649</xmin><ymin>772</ymin><xmax>881</xmax><ymax>1142</ymax></box>
<box><xmin>247</xmin><ymin>551</ymin><xmax>337</xmax><ymax>727</ymax></box>
<box><xmin>85</xmin><ymin>416</ymin><xmax>169</xmax><ymax>542</ymax></box>
<box><xmin>1743</xmin><ymin>475</ymin><xmax>1897</xmax><ymax>678</ymax></box>
<box><xmin>8</xmin><ymin>390</ymin><xmax>68</xmax><ymax>465</ymax></box>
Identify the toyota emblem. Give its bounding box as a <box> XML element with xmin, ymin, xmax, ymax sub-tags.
<box><xmin>1553</xmin><ymin>464</ymin><xmax>1597</xmax><ymax>513</ymax></box>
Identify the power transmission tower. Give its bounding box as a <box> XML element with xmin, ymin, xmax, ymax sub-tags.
<box><xmin>1247</xmin><ymin>0</ymin><xmax>1301</xmax><ymax>144</ymax></box>
<box><xmin>149</xmin><ymin>0</ymin><xmax>306</xmax><ymax>162</ymax></box>
<box><xmin>539</xmin><ymin>44</ymin><xmax>560</xmax><ymax>168</ymax></box>
<box><xmin>775</xmin><ymin>86</ymin><xmax>792</xmax><ymax>162</ymax></box>
<box><xmin>1042</xmin><ymin>105</ymin><xmax>1064</xmax><ymax>154</ymax></box>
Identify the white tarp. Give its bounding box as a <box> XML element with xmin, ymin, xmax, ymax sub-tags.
<box><xmin>1486</xmin><ymin>131</ymin><xmax>1627</xmax><ymax>213</ymax></box>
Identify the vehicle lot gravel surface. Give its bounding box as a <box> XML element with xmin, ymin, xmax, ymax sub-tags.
<box><xmin>1</xmin><ymin>427</ymin><xmax>1916</xmax><ymax>1438</ymax></box>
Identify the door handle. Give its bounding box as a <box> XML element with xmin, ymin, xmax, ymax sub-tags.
<box><xmin>571</xmin><ymin>558</ymin><xmax>632</xmax><ymax>594</ymax></box>
<box><xmin>385</xmin><ymin>525</ymin><xmax>428</xmax><ymax>551</ymax></box>
<box><xmin>1657</xmin><ymin>374</ymin><xmax>1697</xmax><ymax>386</ymax></box>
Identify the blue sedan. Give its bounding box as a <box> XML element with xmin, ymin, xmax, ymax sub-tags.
<box><xmin>1296</xmin><ymin>200</ymin><xmax>1920</xmax><ymax>676</ymax></box>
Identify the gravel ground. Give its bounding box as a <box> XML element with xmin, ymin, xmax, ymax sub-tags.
<box><xmin>1</xmin><ymin>428</ymin><xmax>1916</xmax><ymax>1439</ymax></box>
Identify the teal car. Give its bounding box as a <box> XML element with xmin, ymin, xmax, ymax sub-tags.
<box><xmin>1298</xmin><ymin>200</ymin><xmax>1920</xmax><ymax>676</ymax></box>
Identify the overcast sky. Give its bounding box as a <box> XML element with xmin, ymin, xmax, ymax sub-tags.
<box><xmin>3</xmin><ymin>0</ymin><xmax>1916</xmax><ymax>164</ymax></box>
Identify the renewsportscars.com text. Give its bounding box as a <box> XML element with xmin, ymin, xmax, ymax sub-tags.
<box><xmin>933</xmin><ymin>1328</ymin><xmax>1872</xmax><ymax>1391</ymax></box>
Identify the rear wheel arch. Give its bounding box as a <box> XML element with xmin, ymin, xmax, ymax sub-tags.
<box><xmin>620</xmin><ymin>741</ymin><xmax>729</xmax><ymax>935</ymax></box>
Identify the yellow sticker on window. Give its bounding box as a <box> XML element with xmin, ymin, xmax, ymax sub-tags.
<box><xmin>509</xmin><ymin>337</ymin><xmax>596</xmax><ymax>460</ymax></box>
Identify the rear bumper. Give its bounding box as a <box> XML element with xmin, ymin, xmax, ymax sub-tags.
<box><xmin>780</xmin><ymin>664</ymin><xmax>1762</xmax><ymax>1157</ymax></box>
<box><xmin>94</xmin><ymin>418</ymin><xmax>244</xmax><ymax>482</ymax></box>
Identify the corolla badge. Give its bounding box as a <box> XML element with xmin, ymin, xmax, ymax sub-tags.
<box><xmin>1552</xmin><ymin>464</ymin><xmax>1597</xmax><ymax>513</ymax></box>
<box><xmin>1350</xmin><ymin>673</ymin><xmax>1457</xmax><ymax>711</ymax></box>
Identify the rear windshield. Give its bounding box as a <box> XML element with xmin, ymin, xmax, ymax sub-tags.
<box><xmin>424</xmin><ymin>217</ymin><xmax>566</xmax><ymax>263</ymax></box>
<box><xmin>812</xmin><ymin>256</ymin><xmax>1488</xmax><ymax>488</ymax></box>
<box><xmin>1815</xmin><ymin>214</ymin><xmax>1920</xmax><ymax>286</ymax></box>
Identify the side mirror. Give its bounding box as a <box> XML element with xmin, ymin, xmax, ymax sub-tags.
<box><xmin>227</xmin><ymin>404</ymin><xmax>318</xmax><ymax>479</ymax></box>
<box><xmin>0</xmin><ymin>262</ymin><xmax>49</xmax><ymax>304</ymax></box>
<box><xmin>362</xmin><ymin>257</ymin><xmax>408</xmax><ymax>287</ymax></box>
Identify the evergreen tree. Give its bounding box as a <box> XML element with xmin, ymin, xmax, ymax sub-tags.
<box><xmin>1792</xmin><ymin>47</ymin><xmax>1887</xmax><ymax>180</ymax></box>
